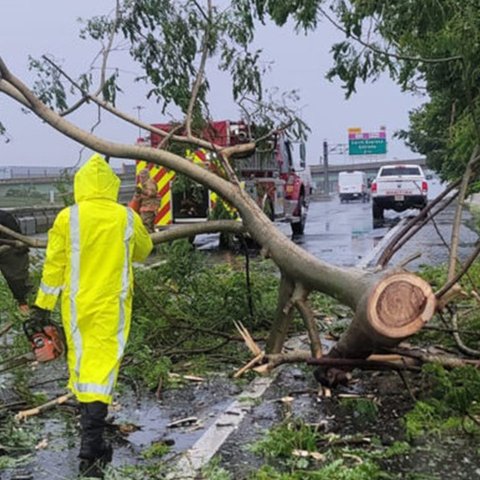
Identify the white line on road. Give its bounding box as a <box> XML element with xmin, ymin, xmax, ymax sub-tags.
<box><xmin>355</xmin><ymin>217</ymin><xmax>408</xmax><ymax>269</ymax></box>
<box><xmin>165</xmin><ymin>337</ymin><xmax>307</xmax><ymax>479</ymax></box>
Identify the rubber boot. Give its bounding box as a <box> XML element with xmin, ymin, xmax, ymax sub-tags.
<box><xmin>78</xmin><ymin>401</ymin><xmax>112</xmax><ymax>479</ymax></box>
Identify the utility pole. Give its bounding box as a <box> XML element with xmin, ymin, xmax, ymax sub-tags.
<box><xmin>323</xmin><ymin>140</ymin><xmax>329</xmax><ymax>195</ymax></box>
<box><xmin>321</xmin><ymin>141</ymin><xmax>348</xmax><ymax>195</ymax></box>
<box><xmin>133</xmin><ymin>105</ymin><xmax>145</xmax><ymax>139</ymax></box>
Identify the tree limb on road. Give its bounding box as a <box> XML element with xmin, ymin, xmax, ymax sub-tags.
<box><xmin>0</xmin><ymin>56</ymin><xmax>437</xmax><ymax>383</ymax></box>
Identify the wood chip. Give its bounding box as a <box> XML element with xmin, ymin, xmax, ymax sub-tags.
<box><xmin>169</xmin><ymin>373</ymin><xmax>205</xmax><ymax>382</ymax></box>
<box><xmin>292</xmin><ymin>449</ymin><xmax>325</xmax><ymax>461</ymax></box>
<box><xmin>118</xmin><ymin>423</ymin><xmax>141</xmax><ymax>435</ymax></box>
<box><xmin>35</xmin><ymin>438</ymin><xmax>48</xmax><ymax>450</ymax></box>
<box><xmin>167</xmin><ymin>417</ymin><xmax>198</xmax><ymax>428</ymax></box>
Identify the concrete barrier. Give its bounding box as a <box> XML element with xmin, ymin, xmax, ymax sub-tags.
<box><xmin>19</xmin><ymin>216</ymin><xmax>36</xmax><ymax>235</ymax></box>
<box><xmin>5</xmin><ymin>206</ymin><xmax>62</xmax><ymax>235</ymax></box>
<box><xmin>34</xmin><ymin>211</ymin><xmax>49</xmax><ymax>233</ymax></box>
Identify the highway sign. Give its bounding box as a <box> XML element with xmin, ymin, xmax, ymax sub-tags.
<box><xmin>348</xmin><ymin>128</ymin><xmax>387</xmax><ymax>156</ymax></box>
<box><xmin>349</xmin><ymin>138</ymin><xmax>387</xmax><ymax>155</ymax></box>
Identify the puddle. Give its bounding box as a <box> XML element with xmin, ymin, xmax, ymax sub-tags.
<box><xmin>0</xmin><ymin>372</ymin><xmax>242</xmax><ymax>479</ymax></box>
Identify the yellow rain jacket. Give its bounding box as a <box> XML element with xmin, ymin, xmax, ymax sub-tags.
<box><xmin>35</xmin><ymin>154</ymin><xmax>153</xmax><ymax>404</ymax></box>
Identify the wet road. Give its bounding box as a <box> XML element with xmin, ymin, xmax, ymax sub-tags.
<box><xmin>5</xmin><ymin>180</ymin><xmax>480</xmax><ymax>480</ymax></box>
<box><xmin>284</xmin><ymin>197</ymin><xmax>383</xmax><ymax>267</ymax></box>
<box><xmin>196</xmin><ymin>178</ymin><xmax>458</xmax><ymax>269</ymax></box>
<box><xmin>196</xmin><ymin>180</ymin><xmax>456</xmax><ymax>267</ymax></box>
<box><xmin>282</xmin><ymin>179</ymin><xmax>454</xmax><ymax>268</ymax></box>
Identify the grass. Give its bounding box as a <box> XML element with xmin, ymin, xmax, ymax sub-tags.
<box><xmin>141</xmin><ymin>441</ymin><xmax>171</xmax><ymax>459</ymax></box>
<box><xmin>339</xmin><ymin>398</ymin><xmax>379</xmax><ymax>424</ymax></box>
<box><xmin>405</xmin><ymin>363</ymin><xmax>480</xmax><ymax>440</ymax></box>
<box><xmin>248</xmin><ymin>418</ymin><xmax>408</xmax><ymax>480</ymax></box>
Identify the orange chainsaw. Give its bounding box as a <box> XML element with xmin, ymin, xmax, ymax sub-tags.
<box><xmin>23</xmin><ymin>311</ymin><xmax>65</xmax><ymax>363</ymax></box>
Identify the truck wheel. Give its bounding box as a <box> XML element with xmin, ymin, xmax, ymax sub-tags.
<box><xmin>291</xmin><ymin>196</ymin><xmax>306</xmax><ymax>235</ymax></box>
<box><xmin>372</xmin><ymin>202</ymin><xmax>383</xmax><ymax>220</ymax></box>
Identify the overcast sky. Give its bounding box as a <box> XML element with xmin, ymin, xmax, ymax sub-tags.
<box><xmin>0</xmin><ymin>1</ymin><xmax>425</xmax><ymax>169</ymax></box>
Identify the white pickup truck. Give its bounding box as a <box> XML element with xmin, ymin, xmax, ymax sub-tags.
<box><xmin>371</xmin><ymin>164</ymin><xmax>428</xmax><ymax>221</ymax></box>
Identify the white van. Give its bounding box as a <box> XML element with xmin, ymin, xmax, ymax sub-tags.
<box><xmin>338</xmin><ymin>171</ymin><xmax>369</xmax><ymax>203</ymax></box>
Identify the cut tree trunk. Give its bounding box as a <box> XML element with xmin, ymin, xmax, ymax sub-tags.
<box><xmin>328</xmin><ymin>271</ymin><xmax>436</xmax><ymax>359</ymax></box>
<box><xmin>307</xmin><ymin>270</ymin><xmax>437</xmax><ymax>386</ymax></box>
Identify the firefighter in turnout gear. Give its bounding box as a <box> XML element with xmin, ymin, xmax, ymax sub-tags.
<box><xmin>31</xmin><ymin>154</ymin><xmax>153</xmax><ymax>478</ymax></box>
<box><xmin>0</xmin><ymin>210</ymin><xmax>31</xmax><ymax>314</ymax></box>
<box><xmin>129</xmin><ymin>168</ymin><xmax>160</xmax><ymax>233</ymax></box>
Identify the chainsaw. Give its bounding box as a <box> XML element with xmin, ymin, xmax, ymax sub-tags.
<box><xmin>23</xmin><ymin>321</ymin><xmax>65</xmax><ymax>363</ymax></box>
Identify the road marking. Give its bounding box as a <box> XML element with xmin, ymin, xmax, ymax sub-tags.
<box><xmin>165</xmin><ymin>337</ymin><xmax>306</xmax><ymax>479</ymax></box>
<box><xmin>356</xmin><ymin>217</ymin><xmax>408</xmax><ymax>269</ymax></box>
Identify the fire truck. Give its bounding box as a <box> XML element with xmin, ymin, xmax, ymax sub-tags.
<box><xmin>135</xmin><ymin>120</ymin><xmax>311</xmax><ymax>235</ymax></box>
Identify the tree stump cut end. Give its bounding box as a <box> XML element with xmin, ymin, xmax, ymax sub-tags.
<box><xmin>368</xmin><ymin>272</ymin><xmax>436</xmax><ymax>339</ymax></box>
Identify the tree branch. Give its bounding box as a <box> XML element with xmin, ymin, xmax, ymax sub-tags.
<box><xmin>185</xmin><ymin>0</ymin><xmax>212</xmax><ymax>137</ymax></box>
<box><xmin>38</xmin><ymin>56</ymin><xmax>252</xmax><ymax>157</ymax></box>
<box><xmin>377</xmin><ymin>178</ymin><xmax>461</xmax><ymax>267</ymax></box>
<box><xmin>436</xmin><ymin>241</ymin><xmax>480</xmax><ymax>299</ymax></box>
<box><xmin>57</xmin><ymin>0</ymin><xmax>121</xmax><ymax>117</ymax></box>
<box><xmin>447</xmin><ymin>146</ymin><xmax>479</xmax><ymax>280</ymax></box>
<box><xmin>292</xmin><ymin>286</ymin><xmax>322</xmax><ymax>359</ymax></box>
<box><xmin>319</xmin><ymin>6</ymin><xmax>463</xmax><ymax>64</ymax></box>
<box><xmin>0</xmin><ymin>224</ymin><xmax>47</xmax><ymax>248</ymax></box>
<box><xmin>150</xmin><ymin>220</ymin><xmax>245</xmax><ymax>244</ymax></box>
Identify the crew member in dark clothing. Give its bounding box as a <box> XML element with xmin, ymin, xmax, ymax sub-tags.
<box><xmin>0</xmin><ymin>210</ymin><xmax>31</xmax><ymax>313</ymax></box>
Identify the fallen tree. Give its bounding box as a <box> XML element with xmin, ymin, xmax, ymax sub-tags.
<box><xmin>0</xmin><ymin>57</ymin><xmax>439</xmax><ymax>380</ymax></box>
<box><xmin>2</xmin><ymin>1</ymin><xmax>480</xmax><ymax>385</ymax></box>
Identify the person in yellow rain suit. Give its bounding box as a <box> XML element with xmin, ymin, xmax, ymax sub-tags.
<box><xmin>28</xmin><ymin>154</ymin><xmax>153</xmax><ymax>478</ymax></box>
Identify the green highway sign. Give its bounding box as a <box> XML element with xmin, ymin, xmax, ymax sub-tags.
<box><xmin>348</xmin><ymin>138</ymin><xmax>387</xmax><ymax>155</ymax></box>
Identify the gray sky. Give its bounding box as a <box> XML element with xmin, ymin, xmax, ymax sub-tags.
<box><xmin>0</xmin><ymin>1</ymin><xmax>425</xmax><ymax>169</ymax></box>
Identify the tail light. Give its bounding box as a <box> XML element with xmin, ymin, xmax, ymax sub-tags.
<box><xmin>422</xmin><ymin>181</ymin><xmax>428</xmax><ymax>193</ymax></box>
<box><xmin>371</xmin><ymin>182</ymin><xmax>377</xmax><ymax>193</ymax></box>
<box><xmin>285</xmin><ymin>174</ymin><xmax>296</xmax><ymax>198</ymax></box>
<box><xmin>286</xmin><ymin>174</ymin><xmax>296</xmax><ymax>185</ymax></box>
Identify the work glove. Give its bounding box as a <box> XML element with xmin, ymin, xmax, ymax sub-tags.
<box><xmin>24</xmin><ymin>306</ymin><xmax>50</xmax><ymax>329</ymax></box>
<box><xmin>23</xmin><ymin>307</ymin><xmax>64</xmax><ymax>362</ymax></box>
<box><xmin>18</xmin><ymin>303</ymin><xmax>30</xmax><ymax>316</ymax></box>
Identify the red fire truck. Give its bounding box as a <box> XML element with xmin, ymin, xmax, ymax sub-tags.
<box><xmin>135</xmin><ymin>120</ymin><xmax>311</xmax><ymax>235</ymax></box>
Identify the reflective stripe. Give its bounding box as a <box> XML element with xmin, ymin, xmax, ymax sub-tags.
<box><xmin>40</xmin><ymin>281</ymin><xmax>62</xmax><ymax>296</ymax></box>
<box><xmin>117</xmin><ymin>208</ymin><xmax>133</xmax><ymax>359</ymax></box>
<box><xmin>69</xmin><ymin>205</ymin><xmax>83</xmax><ymax>378</ymax></box>
<box><xmin>74</xmin><ymin>381</ymin><xmax>113</xmax><ymax>396</ymax></box>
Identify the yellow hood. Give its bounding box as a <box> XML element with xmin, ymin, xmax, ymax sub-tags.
<box><xmin>74</xmin><ymin>154</ymin><xmax>120</xmax><ymax>203</ymax></box>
